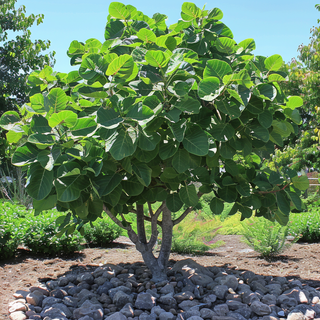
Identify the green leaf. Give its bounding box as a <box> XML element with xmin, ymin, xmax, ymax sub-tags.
<box><xmin>179</xmin><ymin>184</ymin><xmax>198</xmax><ymax>207</ymax></box>
<box><xmin>258</xmin><ymin>84</ymin><xmax>276</xmax><ymax>100</ymax></box>
<box><xmin>55</xmin><ymin>174</ymin><xmax>90</xmax><ymax>202</ymax></box>
<box><xmin>276</xmin><ymin>191</ymin><xmax>290</xmax><ymax>215</ymax></box>
<box><xmin>216</xmin><ymin>100</ymin><xmax>241</xmax><ymax>119</ymax></box>
<box><xmin>286</xmin><ymin>191</ymin><xmax>302</xmax><ymax>211</ymax></box>
<box><xmin>172</xmin><ymin>149</ymin><xmax>190</xmax><ymax>173</ymax></box>
<box><xmin>284</xmin><ymin>109</ymin><xmax>302</xmax><ymax>125</ymax></box>
<box><xmin>33</xmin><ymin>195</ymin><xmax>57</xmax><ymax>216</ymax></box>
<box><xmin>138</xmin><ymin>131</ymin><xmax>160</xmax><ymax>151</ymax></box>
<box><xmin>166</xmin><ymin>193</ymin><xmax>184</xmax><ymax>212</ymax></box>
<box><xmin>31</xmin><ymin>115</ymin><xmax>51</xmax><ymax>133</ymax></box>
<box><xmin>12</xmin><ymin>143</ymin><xmax>39</xmax><ymax>166</ymax></box>
<box><xmin>110</xmin><ymin>129</ymin><xmax>137</xmax><ymax>160</ymax></box>
<box><xmin>269</xmin><ymin>171</ymin><xmax>283</xmax><ymax>185</ymax></box>
<box><xmin>210</xmin><ymin>124</ymin><xmax>235</xmax><ymax>142</ymax></box>
<box><xmin>106</xmin><ymin>54</ymin><xmax>135</xmax><ymax>80</ymax></box>
<box><xmin>258</xmin><ymin>110</ymin><xmax>273</xmax><ymax>128</ymax></box>
<box><xmin>122</xmin><ymin>178</ymin><xmax>144</xmax><ymax>196</ymax></box>
<box><xmin>292</xmin><ymin>175</ymin><xmax>309</xmax><ymax>191</ymax></box>
<box><xmin>127</xmin><ymin>103</ymin><xmax>154</xmax><ymax>121</ymax></box>
<box><xmin>105</xmin><ymin>20</ymin><xmax>125</xmax><ymax>40</ymax></box>
<box><xmin>159</xmin><ymin>140</ymin><xmax>179</xmax><ymax>160</ymax></box>
<box><xmin>49</xmin><ymin>111</ymin><xmax>77</xmax><ymax>128</ymax></box>
<box><xmin>264</xmin><ymin>54</ymin><xmax>283</xmax><ymax>71</ymax></box>
<box><xmin>97</xmin><ymin>108</ymin><xmax>123</xmax><ymax>128</ymax></box>
<box><xmin>181</xmin><ymin>2</ymin><xmax>201</xmax><ymax>21</ymax></box>
<box><xmin>6</xmin><ymin>131</ymin><xmax>22</xmax><ymax>143</ymax></box>
<box><xmin>26</xmin><ymin>163</ymin><xmax>53</xmax><ymax>201</ymax></box>
<box><xmin>246</xmin><ymin>96</ymin><xmax>264</xmax><ymax>114</ymax></box>
<box><xmin>47</xmin><ymin>88</ymin><xmax>68</xmax><ymax>112</ymax></box>
<box><xmin>275</xmin><ymin>209</ymin><xmax>289</xmax><ymax>226</ymax></box>
<box><xmin>137</xmin><ymin>28</ymin><xmax>157</xmax><ymax>43</ymax></box>
<box><xmin>145</xmin><ymin>50</ymin><xmax>169</xmax><ymax>68</ymax></box>
<box><xmin>215</xmin><ymin>37</ymin><xmax>236</xmax><ymax>54</ymax></box>
<box><xmin>103</xmin><ymin>184</ymin><xmax>122</xmax><ymax>206</ymax></box>
<box><xmin>28</xmin><ymin>133</ymin><xmax>55</xmax><ymax>146</ymax></box>
<box><xmin>210</xmin><ymin>197</ymin><xmax>224</xmax><ymax>215</ymax></box>
<box><xmin>143</xmin><ymin>188</ymin><xmax>167</xmax><ymax>202</ymax></box>
<box><xmin>203</xmin><ymin>59</ymin><xmax>232</xmax><ymax>80</ymax></box>
<box><xmin>207</xmin><ymin>7</ymin><xmax>223</xmax><ymax>20</ymax></box>
<box><xmin>218</xmin><ymin>186</ymin><xmax>237</xmax><ymax>203</ymax></box>
<box><xmin>220</xmin><ymin>142</ymin><xmax>236</xmax><ymax>159</ymax></box>
<box><xmin>169</xmin><ymin>120</ymin><xmax>187</xmax><ymax>142</ymax></box>
<box><xmin>286</xmin><ymin>96</ymin><xmax>303</xmax><ymax>110</ymax></box>
<box><xmin>71</xmin><ymin>117</ymin><xmax>97</xmax><ymax>137</ymax></box>
<box><xmin>0</xmin><ymin>111</ymin><xmax>20</xmax><ymax>130</ymax></box>
<box><xmin>174</xmin><ymin>96</ymin><xmax>201</xmax><ymax>113</ymax></box>
<box><xmin>183</xmin><ymin>124</ymin><xmax>209</xmax><ymax>156</ymax></box>
<box><xmin>198</xmin><ymin>77</ymin><xmax>220</xmax><ymax>101</ymax></box>
<box><xmin>133</xmin><ymin>162</ymin><xmax>152</xmax><ymax>186</ymax></box>
<box><xmin>236</xmin><ymin>182</ymin><xmax>251</xmax><ymax>197</ymax></box>
<box><xmin>250</xmin><ymin>125</ymin><xmax>270</xmax><ymax>142</ymax></box>
<box><xmin>109</xmin><ymin>2</ymin><xmax>131</xmax><ymax>19</ymax></box>
<box><xmin>94</xmin><ymin>173</ymin><xmax>122</xmax><ymax>196</ymax></box>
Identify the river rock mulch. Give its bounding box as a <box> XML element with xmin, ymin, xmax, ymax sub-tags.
<box><xmin>4</xmin><ymin>235</ymin><xmax>320</xmax><ymax>320</ymax></box>
<box><xmin>7</xmin><ymin>258</ymin><xmax>320</xmax><ymax>320</ymax></box>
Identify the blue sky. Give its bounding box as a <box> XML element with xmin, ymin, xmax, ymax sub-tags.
<box><xmin>15</xmin><ymin>0</ymin><xmax>320</xmax><ymax>72</ymax></box>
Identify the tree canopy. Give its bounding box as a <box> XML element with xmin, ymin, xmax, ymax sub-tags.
<box><xmin>0</xmin><ymin>1</ymin><xmax>308</xmax><ymax>280</ymax></box>
<box><xmin>0</xmin><ymin>0</ymin><xmax>55</xmax><ymax>113</ymax></box>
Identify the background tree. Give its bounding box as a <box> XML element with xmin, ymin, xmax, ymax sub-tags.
<box><xmin>0</xmin><ymin>2</ymin><xmax>308</xmax><ymax>281</ymax></box>
<box><xmin>275</xmin><ymin>4</ymin><xmax>320</xmax><ymax>172</ymax></box>
<box><xmin>0</xmin><ymin>0</ymin><xmax>55</xmax><ymax>113</ymax></box>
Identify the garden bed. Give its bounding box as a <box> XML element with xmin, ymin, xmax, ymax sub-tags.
<box><xmin>2</xmin><ymin>234</ymin><xmax>320</xmax><ymax>319</ymax></box>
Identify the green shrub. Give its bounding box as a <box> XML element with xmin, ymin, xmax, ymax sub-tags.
<box><xmin>23</xmin><ymin>211</ymin><xmax>83</xmax><ymax>255</ymax></box>
<box><xmin>170</xmin><ymin>212</ymin><xmax>224</xmax><ymax>255</ymax></box>
<box><xmin>83</xmin><ymin>216</ymin><xmax>122</xmax><ymax>247</ymax></box>
<box><xmin>289</xmin><ymin>208</ymin><xmax>320</xmax><ymax>242</ymax></box>
<box><xmin>241</xmin><ymin>217</ymin><xmax>296</xmax><ymax>259</ymax></box>
<box><xmin>0</xmin><ymin>201</ymin><xmax>28</xmax><ymax>259</ymax></box>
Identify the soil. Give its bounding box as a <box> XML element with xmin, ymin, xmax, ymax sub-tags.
<box><xmin>2</xmin><ymin>235</ymin><xmax>320</xmax><ymax>319</ymax></box>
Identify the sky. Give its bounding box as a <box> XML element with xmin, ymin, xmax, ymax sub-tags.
<box><xmin>14</xmin><ymin>0</ymin><xmax>320</xmax><ymax>73</ymax></box>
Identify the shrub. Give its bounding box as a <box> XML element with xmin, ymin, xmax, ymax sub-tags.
<box><xmin>83</xmin><ymin>217</ymin><xmax>122</xmax><ymax>247</ymax></box>
<box><xmin>23</xmin><ymin>211</ymin><xmax>83</xmax><ymax>255</ymax></box>
<box><xmin>241</xmin><ymin>217</ymin><xmax>296</xmax><ymax>259</ymax></box>
<box><xmin>289</xmin><ymin>208</ymin><xmax>320</xmax><ymax>242</ymax></box>
<box><xmin>171</xmin><ymin>212</ymin><xmax>224</xmax><ymax>255</ymax></box>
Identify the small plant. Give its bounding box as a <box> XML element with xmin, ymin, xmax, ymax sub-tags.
<box><xmin>23</xmin><ymin>211</ymin><xmax>83</xmax><ymax>255</ymax></box>
<box><xmin>171</xmin><ymin>211</ymin><xmax>224</xmax><ymax>255</ymax></box>
<box><xmin>0</xmin><ymin>218</ymin><xmax>19</xmax><ymax>259</ymax></box>
<box><xmin>241</xmin><ymin>217</ymin><xmax>297</xmax><ymax>259</ymax></box>
<box><xmin>83</xmin><ymin>216</ymin><xmax>122</xmax><ymax>247</ymax></box>
<box><xmin>289</xmin><ymin>208</ymin><xmax>320</xmax><ymax>242</ymax></box>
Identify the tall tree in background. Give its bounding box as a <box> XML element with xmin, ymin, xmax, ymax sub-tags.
<box><xmin>0</xmin><ymin>0</ymin><xmax>55</xmax><ymax>114</ymax></box>
<box><xmin>273</xmin><ymin>5</ymin><xmax>320</xmax><ymax>172</ymax></box>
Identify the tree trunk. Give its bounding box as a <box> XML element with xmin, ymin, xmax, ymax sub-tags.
<box><xmin>127</xmin><ymin>203</ymin><xmax>173</xmax><ymax>282</ymax></box>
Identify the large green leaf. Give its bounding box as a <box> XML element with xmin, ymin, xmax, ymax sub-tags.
<box><xmin>210</xmin><ymin>123</ymin><xmax>235</xmax><ymax>142</ymax></box>
<box><xmin>49</xmin><ymin>111</ymin><xmax>78</xmax><ymax>128</ymax></box>
<box><xmin>122</xmin><ymin>178</ymin><xmax>144</xmax><ymax>196</ymax></box>
<box><xmin>79</xmin><ymin>54</ymin><xmax>109</xmax><ymax>80</ymax></box>
<box><xmin>179</xmin><ymin>184</ymin><xmax>198</xmax><ymax>207</ymax></box>
<box><xmin>264</xmin><ymin>54</ymin><xmax>283</xmax><ymax>71</ymax></box>
<box><xmin>109</xmin><ymin>2</ymin><xmax>131</xmax><ymax>19</ymax></box>
<box><xmin>181</xmin><ymin>2</ymin><xmax>201</xmax><ymax>21</ymax></box>
<box><xmin>172</xmin><ymin>149</ymin><xmax>190</xmax><ymax>173</ymax></box>
<box><xmin>33</xmin><ymin>195</ymin><xmax>57</xmax><ymax>216</ymax></box>
<box><xmin>216</xmin><ymin>100</ymin><xmax>241</xmax><ymax>119</ymax></box>
<box><xmin>291</xmin><ymin>175</ymin><xmax>309</xmax><ymax>191</ymax></box>
<box><xmin>26</xmin><ymin>163</ymin><xmax>53</xmax><ymax>201</ymax></box>
<box><xmin>203</xmin><ymin>59</ymin><xmax>232</xmax><ymax>80</ymax></box>
<box><xmin>198</xmin><ymin>77</ymin><xmax>220</xmax><ymax>101</ymax></box>
<box><xmin>105</xmin><ymin>20</ymin><xmax>125</xmax><ymax>40</ymax></box>
<box><xmin>12</xmin><ymin>143</ymin><xmax>39</xmax><ymax>166</ymax></box>
<box><xmin>166</xmin><ymin>193</ymin><xmax>183</xmax><ymax>212</ymax></box>
<box><xmin>286</xmin><ymin>96</ymin><xmax>303</xmax><ymax>110</ymax></box>
<box><xmin>174</xmin><ymin>96</ymin><xmax>201</xmax><ymax>113</ymax></box>
<box><xmin>218</xmin><ymin>186</ymin><xmax>237</xmax><ymax>202</ymax></box>
<box><xmin>246</xmin><ymin>96</ymin><xmax>264</xmax><ymax>114</ymax></box>
<box><xmin>71</xmin><ymin>117</ymin><xmax>97</xmax><ymax>137</ymax></box>
<box><xmin>183</xmin><ymin>125</ymin><xmax>209</xmax><ymax>156</ymax></box>
<box><xmin>94</xmin><ymin>173</ymin><xmax>122</xmax><ymax>196</ymax></box>
<box><xmin>31</xmin><ymin>115</ymin><xmax>51</xmax><ymax>134</ymax></box>
<box><xmin>106</xmin><ymin>54</ymin><xmax>135</xmax><ymax>80</ymax></box>
<box><xmin>145</xmin><ymin>50</ymin><xmax>169</xmax><ymax>68</ymax></box>
<box><xmin>169</xmin><ymin>120</ymin><xmax>187</xmax><ymax>142</ymax></box>
<box><xmin>159</xmin><ymin>140</ymin><xmax>179</xmax><ymax>160</ymax></box>
<box><xmin>47</xmin><ymin>88</ymin><xmax>68</xmax><ymax>112</ymax></box>
<box><xmin>258</xmin><ymin>110</ymin><xmax>273</xmax><ymax>128</ymax></box>
<box><xmin>210</xmin><ymin>197</ymin><xmax>224</xmax><ymax>215</ymax></box>
<box><xmin>276</xmin><ymin>191</ymin><xmax>290</xmax><ymax>215</ymax></box>
<box><xmin>110</xmin><ymin>129</ymin><xmax>136</xmax><ymax>160</ymax></box>
<box><xmin>133</xmin><ymin>162</ymin><xmax>152</xmax><ymax>187</ymax></box>
<box><xmin>137</xmin><ymin>28</ymin><xmax>157</xmax><ymax>43</ymax></box>
<box><xmin>215</xmin><ymin>37</ymin><xmax>236</xmax><ymax>54</ymax></box>
<box><xmin>55</xmin><ymin>174</ymin><xmax>90</xmax><ymax>202</ymax></box>
<box><xmin>28</xmin><ymin>133</ymin><xmax>55</xmax><ymax>146</ymax></box>
<box><xmin>0</xmin><ymin>111</ymin><xmax>21</xmax><ymax>131</ymax></box>
<box><xmin>97</xmin><ymin>107</ymin><xmax>123</xmax><ymax>128</ymax></box>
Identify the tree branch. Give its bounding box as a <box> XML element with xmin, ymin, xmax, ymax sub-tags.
<box><xmin>256</xmin><ymin>184</ymin><xmax>290</xmax><ymax>194</ymax></box>
<box><xmin>172</xmin><ymin>192</ymin><xmax>203</xmax><ymax>226</ymax></box>
<box><xmin>147</xmin><ymin>202</ymin><xmax>164</xmax><ymax>249</ymax></box>
<box><xmin>136</xmin><ymin>204</ymin><xmax>147</xmax><ymax>244</ymax></box>
<box><xmin>148</xmin><ymin>202</ymin><xmax>154</xmax><ymax>217</ymax></box>
<box><xmin>103</xmin><ymin>204</ymin><xmax>131</xmax><ymax>231</ymax></box>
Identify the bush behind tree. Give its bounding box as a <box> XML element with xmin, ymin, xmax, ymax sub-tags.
<box><xmin>0</xmin><ymin>2</ymin><xmax>308</xmax><ymax>280</ymax></box>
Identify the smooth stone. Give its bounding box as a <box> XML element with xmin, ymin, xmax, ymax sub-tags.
<box><xmin>250</xmin><ymin>300</ymin><xmax>272</xmax><ymax>316</ymax></box>
<box><xmin>135</xmin><ymin>293</ymin><xmax>156</xmax><ymax>310</ymax></box>
<box><xmin>9</xmin><ymin>311</ymin><xmax>27</xmax><ymax>320</ymax></box>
